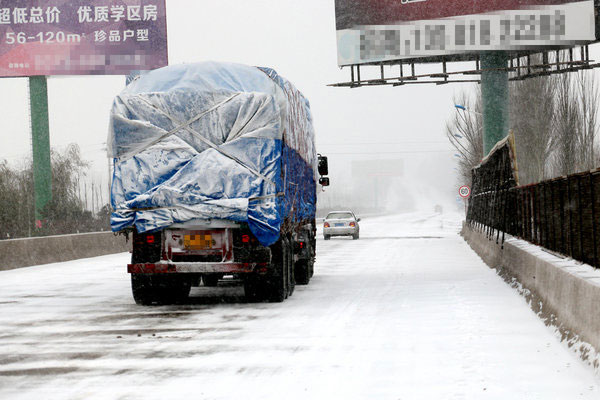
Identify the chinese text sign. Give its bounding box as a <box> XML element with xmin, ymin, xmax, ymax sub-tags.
<box><xmin>0</xmin><ymin>0</ymin><xmax>167</xmax><ymax>76</ymax></box>
<box><xmin>335</xmin><ymin>0</ymin><xmax>596</xmax><ymax>66</ymax></box>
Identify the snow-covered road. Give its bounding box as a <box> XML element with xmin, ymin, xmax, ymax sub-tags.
<box><xmin>1</xmin><ymin>212</ymin><xmax>599</xmax><ymax>399</ymax></box>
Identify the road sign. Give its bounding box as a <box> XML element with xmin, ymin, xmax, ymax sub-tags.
<box><xmin>459</xmin><ymin>185</ymin><xmax>471</xmax><ymax>199</ymax></box>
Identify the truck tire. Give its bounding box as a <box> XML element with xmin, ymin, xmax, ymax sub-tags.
<box><xmin>203</xmin><ymin>275</ymin><xmax>220</xmax><ymax>287</ymax></box>
<box><xmin>353</xmin><ymin>232</ymin><xmax>359</xmax><ymax>240</ymax></box>
<box><xmin>131</xmin><ymin>274</ymin><xmax>155</xmax><ymax>305</ymax></box>
<box><xmin>131</xmin><ymin>274</ymin><xmax>191</xmax><ymax>306</ymax></box>
<box><xmin>266</xmin><ymin>239</ymin><xmax>287</xmax><ymax>303</ymax></box>
<box><xmin>295</xmin><ymin>260</ymin><xmax>310</xmax><ymax>285</ymax></box>
<box><xmin>287</xmin><ymin>238</ymin><xmax>295</xmax><ymax>297</ymax></box>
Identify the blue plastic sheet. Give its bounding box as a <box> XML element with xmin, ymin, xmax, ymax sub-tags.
<box><xmin>108</xmin><ymin>62</ymin><xmax>317</xmax><ymax>246</ymax></box>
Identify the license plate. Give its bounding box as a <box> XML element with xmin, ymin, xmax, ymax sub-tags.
<box><xmin>335</xmin><ymin>223</ymin><xmax>344</xmax><ymax>227</ymax></box>
<box><xmin>184</xmin><ymin>234</ymin><xmax>215</xmax><ymax>250</ymax></box>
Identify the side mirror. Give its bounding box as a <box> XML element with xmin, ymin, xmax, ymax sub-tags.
<box><xmin>318</xmin><ymin>155</ymin><xmax>329</xmax><ymax>176</ymax></box>
<box><xmin>357</xmin><ymin>218</ymin><xmax>361</xmax><ymax>222</ymax></box>
<box><xmin>319</xmin><ymin>177</ymin><xmax>330</xmax><ymax>186</ymax></box>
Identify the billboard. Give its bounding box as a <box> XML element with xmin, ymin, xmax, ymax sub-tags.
<box><xmin>0</xmin><ymin>0</ymin><xmax>167</xmax><ymax>77</ymax></box>
<box><xmin>335</xmin><ymin>0</ymin><xmax>596</xmax><ymax>66</ymax></box>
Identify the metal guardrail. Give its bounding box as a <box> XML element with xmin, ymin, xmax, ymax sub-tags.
<box><xmin>466</xmin><ymin>136</ymin><xmax>600</xmax><ymax>268</ymax></box>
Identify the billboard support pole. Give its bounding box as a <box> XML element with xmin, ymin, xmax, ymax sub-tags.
<box><xmin>29</xmin><ymin>76</ymin><xmax>52</xmax><ymax>223</ymax></box>
<box><xmin>481</xmin><ymin>51</ymin><xmax>509</xmax><ymax>156</ymax></box>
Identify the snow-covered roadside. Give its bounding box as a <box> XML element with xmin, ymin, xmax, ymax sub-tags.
<box><xmin>464</xmin><ymin>225</ymin><xmax>600</xmax><ymax>372</ymax></box>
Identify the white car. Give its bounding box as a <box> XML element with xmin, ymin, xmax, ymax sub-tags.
<box><xmin>323</xmin><ymin>211</ymin><xmax>360</xmax><ymax>240</ymax></box>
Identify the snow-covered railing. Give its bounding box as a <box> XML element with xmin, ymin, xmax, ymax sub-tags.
<box><xmin>467</xmin><ymin>137</ymin><xmax>600</xmax><ymax>269</ymax></box>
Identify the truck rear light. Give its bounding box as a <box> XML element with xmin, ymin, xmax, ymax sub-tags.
<box><xmin>299</xmin><ymin>241</ymin><xmax>304</xmax><ymax>249</ymax></box>
<box><xmin>146</xmin><ymin>235</ymin><xmax>155</xmax><ymax>244</ymax></box>
<box><xmin>324</xmin><ymin>222</ymin><xmax>330</xmax><ymax>228</ymax></box>
<box><xmin>349</xmin><ymin>222</ymin><xmax>355</xmax><ymax>227</ymax></box>
<box><xmin>242</xmin><ymin>234</ymin><xmax>250</xmax><ymax>243</ymax></box>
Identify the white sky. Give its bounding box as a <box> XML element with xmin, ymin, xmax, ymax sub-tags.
<box><xmin>0</xmin><ymin>0</ymin><xmax>516</xmax><ymax>211</ymax></box>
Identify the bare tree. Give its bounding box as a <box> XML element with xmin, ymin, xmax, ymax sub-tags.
<box><xmin>448</xmin><ymin>53</ymin><xmax>599</xmax><ymax>186</ymax></box>
<box><xmin>575</xmin><ymin>70</ymin><xmax>599</xmax><ymax>171</ymax></box>
<box><xmin>445</xmin><ymin>88</ymin><xmax>483</xmax><ymax>185</ymax></box>
<box><xmin>0</xmin><ymin>144</ymin><xmax>111</xmax><ymax>239</ymax></box>
<box><xmin>552</xmin><ymin>73</ymin><xmax>580</xmax><ymax>176</ymax></box>
<box><xmin>510</xmin><ymin>74</ymin><xmax>555</xmax><ymax>184</ymax></box>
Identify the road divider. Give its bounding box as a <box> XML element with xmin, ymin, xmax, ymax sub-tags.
<box><xmin>0</xmin><ymin>232</ymin><xmax>129</xmax><ymax>271</ymax></box>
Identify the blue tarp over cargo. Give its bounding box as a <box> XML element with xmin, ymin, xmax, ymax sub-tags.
<box><xmin>108</xmin><ymin>62</ymin><xmax>318</xmax><ymax>246</ymax></box>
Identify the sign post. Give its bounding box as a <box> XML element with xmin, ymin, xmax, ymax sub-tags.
<box><xmin>29</xmin><ymin>75</ymin><xmax>51</xmax><ymax>222</ymax></box>
<box><xmin>459</xmin><ymin>185</ymin><xmax>471</xmax><ymax>215</ymax></box>
<box><xmin>481</xmin><ymin>52</ymin><xmax>509</xmax><ymax>156</ymax></box>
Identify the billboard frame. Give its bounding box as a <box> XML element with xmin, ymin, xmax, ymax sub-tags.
<box><xmin>329</xmin><ymin>44</ymin><xmax>596</xmax><ymax>88</ymax></box>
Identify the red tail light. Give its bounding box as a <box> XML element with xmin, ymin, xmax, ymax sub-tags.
<box><xmin>324</xmin><ymin>222</ymin><xmax>330</xmax><ymax>228</ymax></box>
<box><xmin>242</xmin><ymin>234</ymin><xmax>250</xmax><ymax>243</ymax></box>
<box><xmin>299</xmin><ymin>241</ymin><xmax>304</xmax><ymax>249</ymax></box>
<box><xmin>146</xmin><ymin>235</ymin><xmax>155</xmax><ymax>244</ymax></box>
<box><xmin>349</xmin><ymin>222</ymin><xmax>355</xmax><ymax>227</ymax></box>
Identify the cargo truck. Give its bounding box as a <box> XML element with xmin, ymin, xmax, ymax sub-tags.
<box><xmin>108</xmin><ymin>62</ymin><xmax>329</xmax><ymax>305</ymax></box>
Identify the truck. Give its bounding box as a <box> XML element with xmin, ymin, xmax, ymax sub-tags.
<box><xmin>108</xmin><ymin>62</ymin><xmax>329</xmax><ymax>305</ymax></box>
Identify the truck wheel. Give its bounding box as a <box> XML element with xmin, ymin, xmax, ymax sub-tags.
<box><xmin>131</xmin><ymin>274</ymin><xmax>191</xmax><ymax>306</ymax></box>
<box><xmin>287</xmin><ymin>239</ymin><xmax>295</xmax><ymax>297</ymax></box>
<box><xmin>131</xmin><ymin>274</ymin><xmax>156</xmax><ymax>305</ymax></box>
<box><xmin>267</xmin><ymin>239</ymin><xmax>287</xmax><ymax>303</ymax></box>
<box><xmin>324</xmin><ymin>235</ymin><xmax>330</xmax><ymax>240</ymax></box>
<box><xmin>353</xmin><ymin>233</ymin><xmax>359</xmax><ymax>240</ymax></box>
<box><xmin>295</xmin><ymin>260</ymin><xmax>310</xmax><ymax>285</ymax></box>
<box><xmin>203</xmin><ymin>275</ymin><xmax>220</xmax><ymax>287</ymax></box>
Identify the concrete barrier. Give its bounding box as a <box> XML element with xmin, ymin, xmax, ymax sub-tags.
<box><xmin>0</xmin><ymin>231</ymin><xmax>130</xmax><ymax>271</ymax></box>
<box><xmin>462</xmin><ymin>224</ymin><xmax>600</xmax><ymax>368</ymax></box>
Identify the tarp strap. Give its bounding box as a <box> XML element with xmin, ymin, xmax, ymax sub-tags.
<box><xmin>124</xmin><ymin>94</ymin><xmax>277</xmax><ymax>188</ymax></box>
<box><xmin>117</xmin><ymin>93</ymin><xmax>241</xmax><ymax>162</ymax></box>
<box><xmin>119</xmin><ymin>192</ymin><xmax>285</xmax><ymax>212</ymax></box>
<box><xmin>249</xmin><ymin>192</ymin><xmax>284</xmax><ymax>202</ymax></box>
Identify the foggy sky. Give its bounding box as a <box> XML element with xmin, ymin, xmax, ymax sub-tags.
<box><xmin>0</xmin><ymin>0</ymin><xmax>484</xmax><ymax>213</ymax></box>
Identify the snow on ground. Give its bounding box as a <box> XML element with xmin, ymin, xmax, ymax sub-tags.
<box><xmin>0</xmin><ymin>212</ymin><xmax>599</xmax><ymax>400</ymax></box>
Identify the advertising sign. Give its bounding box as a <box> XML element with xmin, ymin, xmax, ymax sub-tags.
<box><xmin>335</xmin><ymin>0</ymin><xmax>596</xmax><ymax>66</ymax></box>
<box><xmin>0</xmin><ymin>0</ymin><xmax>167</xmax><ymax>77</ymax></box>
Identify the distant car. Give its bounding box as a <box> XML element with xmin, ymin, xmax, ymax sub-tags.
<box><xmin>323</xmin><ymin>211</ymin><xmax>360</xmax><ymax>240</ymax></box>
